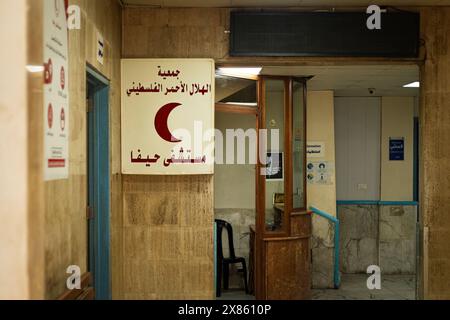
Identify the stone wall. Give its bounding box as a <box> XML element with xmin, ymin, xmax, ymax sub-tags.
<box><xmin>380</xmin><ymin>206</ymin><xmax>417</xmax><ymax>274</ymax></box>
<box><xmin>123</xmin><ymin>7</ymin><xmax>217</xmax><ymax>300</ymax></box>
<box><xmin>339</xmin><ymin>205</ymin><xmax>379</xmax><ymax>273</ymax></box>
<box><xmin>420</xmin><ymin>7</ymin><xmax>450</xmax><ymax>300</ymax></box>
<box><xmin>338</xmin><ymin>205</ymin><xmax>417</xmax><ymax>275</ymax></box>
<box><xmin>44</xmin><ymin>0</ymin><xmax>123</xmax><ymax>299</ymax></box>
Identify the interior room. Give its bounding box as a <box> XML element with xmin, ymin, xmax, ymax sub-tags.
<box><xmin>5</xmin><ymin>0</ymin><xmax>450</xmax><ymax>302</ymax></box>
<box><xmin>214</xmin><ymin>74</ymin><xmax>257</xmax><ymax>299</ymax></box>
<box><xmin>214</xmin><ymin>64</ymin><xmax>419</xmax><ymax>300</ymax></box>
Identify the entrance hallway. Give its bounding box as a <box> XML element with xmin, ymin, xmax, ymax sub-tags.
<box><xmin>3</xmin><ymin>0</ymin><xmax>450</xmax><ymax>301</ymax></box>
<box><xmin>313</xmin><ymin>275</ymin><xmax>416</xmax><ymax>300</ymax></box>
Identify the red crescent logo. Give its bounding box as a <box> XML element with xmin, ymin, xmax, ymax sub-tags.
<box><xmin>154</xmin><ymin>102</ymin><xmax>182</xmax><ymax>143</ymax></box>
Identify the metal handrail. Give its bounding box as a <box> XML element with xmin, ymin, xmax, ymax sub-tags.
<box><xmin>309</xmin><ymin>206</ymin><xmax>341</xmax><ymax>289</ymax></box>
<box><xmin>309</xmin><ymin>202</ymin><xmax>418</xmax><ymax>289</ymax></box>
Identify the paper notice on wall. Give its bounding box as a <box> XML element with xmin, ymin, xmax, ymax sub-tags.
<box><xmin>389</xmin><ymin>137</ymin><xmax>405</xmax><ymax>161</ymax></box>
<box><xmin>307</xmin><ymin>141</ymin><xmax>325</xmax><ymax>158</ymax></box>
<box><xmin>97</xmin><ymin>30</ymin><xmax>104</xmax><ymax>65</ymax></box>
<box><xmin>43</xmin><ymin>0</ymin><xmax>69</xmax><ymax>181</ymax></box>
<box><xmin>307</xmin><ymin>161</ymin><xmax>334</xmax><ymax>185</ymax></box>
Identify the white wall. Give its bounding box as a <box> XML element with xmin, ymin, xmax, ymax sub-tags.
<box><xmin>334</xmin><ymin>97</ymin><xmax>414</xmax><ymax>201</ymax></box>
<box><xmin>381</xmin><ymin>97</ymin><xmax>414</xmax><ymax>201</ymax></box>
<box><xmin>335</xmin><ymin>97</ymin><xmax>381</xmax><ymax>200</ymax></box>
<box><xmin>0</xmin><ymin>0</ymin><xmax>30</xmax><ymax>299</ymax></box>
<box><xmin>307</xmin><ymin>91</ymin><xmax>337</xmax><ymax>241</ymax></box>
<box><xmin>307</xmin><ymin>91</ymin><xmax>338</xmax><ymax>288</ymax></box>
<box><xmin>214</xmin><ymin>112</ymin><xmax>256</xmax><ymax>209</ymax></box>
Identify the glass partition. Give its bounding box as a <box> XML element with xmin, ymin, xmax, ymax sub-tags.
<box><xmin>292</xmin><ymin>79</ymin><xmax>306</xmax><ymax>210</ymax></box>
<box><xmin>263</xmin><ymin>79</ymin><xmax>285</xmax><ymax>232</ymax></box>
<box><xmin>258</xmin><ymin>77</ymin><xmax>307</xmax><ymax>236</ymax></box>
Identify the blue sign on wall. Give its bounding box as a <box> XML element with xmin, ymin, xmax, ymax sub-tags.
<box><xmin>389</xmin><ymin>138</ymin><xmax>405</xmax><ymax>161</ymax></box>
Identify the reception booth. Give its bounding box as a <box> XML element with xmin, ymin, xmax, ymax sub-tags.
<box><xmin>254</xmin><ymin>76</ymin><xmax>311</xmax><ymax>300</ymax></box>
<box><xmin>215</xmin><ymin>73</ymin><xmax>311</xmax><ymax>299</ymax></box>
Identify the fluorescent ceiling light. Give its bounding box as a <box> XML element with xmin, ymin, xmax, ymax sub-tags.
<box><xmin>218</xmin><ymin>67</ymin><xmax>262</xmax><ymax>77</ymax></box>
<box><xmin>225</xmin><ymin>102</ymin><xmax>258</xmax><ymax>107</ymax></box>
<box><xmin>403</xmin><ymin>81</ymin><xmax>420</xmax><ymax>88</ymax></box>
<box><xmin>26</xmin><ymin>65</ymin><xmax>44</xmax><ymax>73</ymax></box>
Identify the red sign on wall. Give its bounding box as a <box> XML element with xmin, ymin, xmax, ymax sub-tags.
<box><xmin>43</xmin><ymin>0</ymin><xmax>69</xmax><ymax>181</ymax></box>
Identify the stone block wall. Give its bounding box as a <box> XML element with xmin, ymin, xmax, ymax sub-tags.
<box><xmin>312</xmin><ymin>240</ymin><xmax>335</xmax><ymax>288</ymax></box>
<box><xmin>338</xmin><ymin>205</ymin><xmax>417</xmax><ymax>276</ymax></box>
<box><xmin>380</xmin><ymin>206</ymin><xmax>417</xmax><ymax>274</ymax></box>
<box><xmin>339</xmin><ymin>205</ymin><xmax>379</xmax><ymax>273</ymax></box>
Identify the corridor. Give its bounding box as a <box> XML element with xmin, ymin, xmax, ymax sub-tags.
<box><xmin>2</xmin><ymin>0</ymin><xmax>450</xmax><ymax>302</ymax></box>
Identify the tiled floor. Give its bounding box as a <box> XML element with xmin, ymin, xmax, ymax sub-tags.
<box><xmin>312</xmin><ymin>274</ymin><xmax>416</xmax><ymax>300</ymax></box>
<box><xmin>217</xmin><ymin>274</ymin><xmax>416</xmax><ymax>300</ymax></box>
<box><xmin>217</xmin><ymin>289</ymin><xmax>255</xmax><ymax>300</ymax></box>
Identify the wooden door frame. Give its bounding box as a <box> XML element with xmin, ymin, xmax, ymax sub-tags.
<box><xmin>215</xmin><ymin>74</ymin><xmax>309</xmax><ymax>299</ymax></box>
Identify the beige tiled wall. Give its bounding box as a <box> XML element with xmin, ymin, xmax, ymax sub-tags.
<box><xmin>121</xmin><ymin>8</ymin><xmax>223</xmax><ymax>300</ymax></box>
<box><xmin>44</xmin><ymin>0</ymin><xmax>122</xmax><ymax>299</ymax></box>
<box><xmin>420</xmin><ymin>7</ymin><xmax>450</xmax><ymax>300</ymax></box>
<box><xmin>122</xmin><ymin>175</ymin><xmax>214</xmax><ymax>299</ymax></box>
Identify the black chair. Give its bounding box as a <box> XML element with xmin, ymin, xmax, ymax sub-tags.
<box><xmin>215</xmin><ymin>219</ymin><xmax>249</xmax><ymax>297</ymax></box>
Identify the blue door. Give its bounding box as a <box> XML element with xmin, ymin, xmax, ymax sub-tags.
<box><xmin>87</xmin><ymin>66</ymin><xmax>111</xmax><ymax>300</ymax></box>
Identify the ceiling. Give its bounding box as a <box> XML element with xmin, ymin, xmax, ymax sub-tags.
<box><xmin>261</xmin><ymin>65</ymin><xmax>420</xmax><ymax>96</ymax></box>
<box><xmin>122</xmin><ymin>0</ymin><xmax>422</xmax><ymax>97</ymax></box>
<box><xmin>123</xmin><ymin>0</ymin><xmax>450</xmax><ymax>7</ymax></box>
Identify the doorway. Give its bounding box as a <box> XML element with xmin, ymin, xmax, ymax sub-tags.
<box><xmin>217</xmin><ymin>64</ymin><xmax>421</xmax><ymax>300</ymax></box>
<box><xmin>310</xmin><ymin>65</ymin><xmax>419</xmax><ymax>300</ymax></box>
<box><xmin>214</xmin><ymin>72</ymin><xmax>310</xmax><ymax>300</ymax></box>
<box><xmin>86</xmin><ymin>66</ymin><xmax>111</xmax><ymax>300</ymax></box>
<box><xmin>214</xmin><ymin>73</ymin><xmax>258</xmax><ymax>300</ymax></box>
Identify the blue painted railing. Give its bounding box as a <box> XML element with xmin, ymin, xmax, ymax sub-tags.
<box><xmin>337</xmin><ymin>200</ymin><xmax>419</xmax><ymax>206</ymax></box>
<box><xmin>308</xmin><ymin>201</ymin><xmax>418</xmax><ymax>290</ymax></box>
<box><xmin>309</xmin><ymin>206</ymin><xmax>341</xmax><ymax>289</ymax></box>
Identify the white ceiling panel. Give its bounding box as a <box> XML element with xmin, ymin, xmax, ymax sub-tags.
<box><xmin>262</xmin><ymin>65</ymin><xmax>420</xmax><ymax>96</ymax></box>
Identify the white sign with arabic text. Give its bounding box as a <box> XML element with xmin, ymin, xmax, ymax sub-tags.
<box><xmin>121</xmin><ymin>59</ymin><xmax>215</xmax><ymax>175</ymax></box>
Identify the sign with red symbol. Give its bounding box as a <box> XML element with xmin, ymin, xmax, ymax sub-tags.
<box><xmin>60</xmin><ymin>66</ymin><xmax>65</xmax><ymax>90</ymax></box>
<box><xmin>121</xmin><ymin>59</ymin><xmax>215</xmax><ymax>175</ymax></box>
<box><xmin>44</xmin><ymin>59</ymin><xmax>53</xmax><ymax>84</ymax></box>
<box><xmin>43</xmin><ymin>0</ymin><xmax>69</xmax><ymax>180</ymax></box>
<box><xmin>60</xmin><ymin>108</ymin><xmax>66</xmax><ymax>131</ymax></box>
<box><xmin>48</xmin><ymin>104</ymin><xmax>53</xmax><ymax>129</ymax></box>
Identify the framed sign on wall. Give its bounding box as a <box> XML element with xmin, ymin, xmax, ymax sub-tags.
<box><xmin>43</xmin><ymin>0</ymin><xmax>69</xmax><ymax>181</ymax></box>
<box><xmin>121</xmin><ymin>59</ymin><xmax>215</xmax><ymax>175</ymax></box>
<box><xmin>265</xmin><ymin>152</ymin><xmax>284</xmax><ymax>181</ymax></box>
<box><xmin>389</xmin><ymin>137</ymin><xmax>405</xmax><ymax>161</ymax></box>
